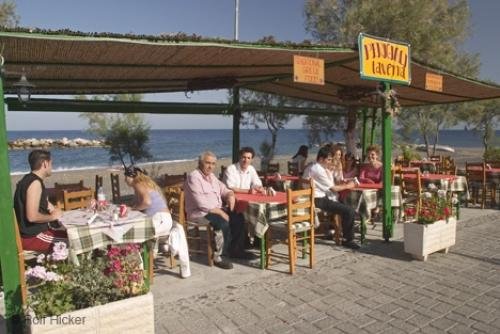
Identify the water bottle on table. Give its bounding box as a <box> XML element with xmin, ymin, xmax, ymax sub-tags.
<box><xmin>97</xmin><ymin>186</ymin><xmax>107</xmax><ymax>211</ymax></box>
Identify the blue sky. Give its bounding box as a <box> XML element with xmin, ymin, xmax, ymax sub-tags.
<box><xmin>5</xmin><ymin>0</ymin><xmax>500</xmax><ymax>130</ymax></box>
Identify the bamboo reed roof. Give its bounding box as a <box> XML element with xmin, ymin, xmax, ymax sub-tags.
<box><xmin>1</xmin><ymin>29</ymin><xmax>500</xmax><ymax>107</ymax></box>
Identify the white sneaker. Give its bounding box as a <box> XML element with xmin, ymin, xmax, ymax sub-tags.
<box><xmin>180</xmin><ymin>263</ymin><xmax>191</xmax><ymax>279</ymax></box>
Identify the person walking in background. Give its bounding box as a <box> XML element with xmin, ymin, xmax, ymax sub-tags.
<box><xmin>291</xmin><ymin>145</ymin><xmax>309</xmax><ymax>175</ymax></box>
<box><xmin>124</xmin><ymin>165</ymin><xmax>190</xmax><ymax>278</ymax></box>
<box><xmin>13</xmin><ymin>150</ymin><xmax>67</xmax><ymax>253</ymax></box>
<box><xmin>184</xmin><ymin>151</ymin><xmax>255</xmax><ymax>270</ymax></box>
<box><xmin>359</xmin><ymin>145</ymin><xmax>383</xmax><ymax>184</ymax></box>
<box><xmin>224</xmin><ymin>146</ymin><xmax>265</xmax><ymax>194</ymax></box>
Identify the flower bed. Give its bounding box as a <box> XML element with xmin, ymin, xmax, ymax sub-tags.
<box><xmin>25</xmin><ymin>242</ymin><xmax>150</xmax><ymax>327</ymax></box>
<box><xmin>403</xmin><ymin>190</ymin><xmax>456</xmax><ymax>260</ymax></box>
<box><xmin>404</xmin><ymin>217</ymin><xmax>456</xmax><ymax>261</ymax></box>
<box><xmin>404</xmin><ymin>190</ymin><xmax>453</xmax><ymax>224</ymax></box>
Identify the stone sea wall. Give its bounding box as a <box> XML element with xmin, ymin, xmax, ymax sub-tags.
<box><xmin>8</xmin><ymin>137</ymin><xmax>106</xmax><ymax>150</ymax></box>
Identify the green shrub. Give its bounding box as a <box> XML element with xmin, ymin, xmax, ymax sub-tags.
<box><xmin>484</xmin><ymin>147</ymin><xmax>500</xmax><ymax>161</ymax></box>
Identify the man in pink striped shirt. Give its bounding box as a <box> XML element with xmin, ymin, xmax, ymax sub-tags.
<box><xmin>184</xmin><ymin>151</ymin><xmax>255</xmax><ymax>269</ymax></box>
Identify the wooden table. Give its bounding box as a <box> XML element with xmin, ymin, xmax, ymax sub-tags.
<box><xmin>343</xmin><ymin>183</ymin><xmax>403</xmax><ymax>243</ymax></box>
<box><xmin>59</xmin><ymin>208</ymin><xmax>156</xmax><ymax>286</ymax></box>
<box><xmin>235</xmin><ymin>192</ymin><xmax>287</xmax><ymax>268</ymax></box>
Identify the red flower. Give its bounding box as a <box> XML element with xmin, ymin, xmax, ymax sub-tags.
<box><xmin>111</xmin><ymin>259</ymin><xmax>122</xmax><ymax>272</ymax></box>
<box><xmin>444</xmin><ymin>207</ymin><xmax>451</xmax><ymax>216</ymax></box>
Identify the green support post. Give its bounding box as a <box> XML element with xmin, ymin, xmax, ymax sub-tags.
<box><xmin>232</xmin><ymin>87</ymin><xmax>240</xmax><ymax>163</ymax></box>
<box><xmin>370</xmin><ymin>107</ymin><xmax>377</xmax><ymax>146</ymax></box>
<box><xmin>361</xmin><ymin>108</ymin><xmax>369</xmax><ymax>161</ymax></box>
<box><xmin>0</xmin><ymin>78</ymin><xmax>25</xmax><ymax>333</ymax></box>
<box><xmin>142</xmin><ymin>241</ymin><xmax>152</xmax><ymax>290</ymax></box>
<box><xmin>381</xmin><ymin>82</ymin><xmax>393</xmax><ymax>241</ymax></box>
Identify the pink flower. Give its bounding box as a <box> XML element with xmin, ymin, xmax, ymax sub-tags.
<box><xmin>107</xmin><ymin>246</ymin><xmax>121</xmax><ymax>258</ymax></box>
<box><xmin>111</xmin><ymin>259</ymin><xmax>122</xmax><ymax>272</ymax></box>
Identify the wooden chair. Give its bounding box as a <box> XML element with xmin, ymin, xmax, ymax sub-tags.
<box><xmin>62</xmin><ymin>189</ymin><xmax>93</xmax><ymax>211</ymax></box>
<box><xmin>297</xmin><ymin>178</ymin><xmax>342</xmax><ymax>245</ymax></box>
<box><xmin>162</xmin><ymin>186</ymin><xmax>185</xmax><ymax>269</ymax></box>
<box><xmin>219</xmin><ymin>165</ymin><xmax>227</xmax><ymax>181</ymax></box>
<box><xmin>13</xmin><ymin>209</ymin><xmax>41</xmax><ymax>305</ymax></box>
<box><xmin>430</xmin><ymin>155</ymin><xmax>442</xmax><ymax>173</ymax></box>
<box><xmin>110</xmin><ymin>173</ymin><xmax>121</xmax><ymax>204</ymax></box>
<box><xmin>441</xmin><ymin>159</ymin><xmax>457</xmax><ymax>175</ymax></box>
<box><xmin>391</xmin><ymin>165</ymin><xmax>404</xmax><ymax>186</ymax></box>
<box><xmin>465</xmin><ymin>162</ymin><xmax>486</xmax><ymax>209</ymax></box>
<box><xmin>55</xmin><ymin>180</ymin><xmax>84</xmax><ymax>191</ymax></box>
<box><xmin>266</xmin><ymin>162</ymin><xmax>280</xmax><ymax>174</ymax></box>
<box><xmin>394</xmin><ymin>156</ymin><xmax>409</xmax><ymax>168</ymax></box>
<box><xmin>54</xmin><ymin>180</ymin><xmax>85</xmax><ymax>208</ymax></box>
<box><xmin>485</xmin><ymin>161</ymin><xmax>500</xmax><ymax>206</ymax></box>
<box><xmin>95</xmin><ymin>175</ymin><xmax>103</xmax><ymax>200</ymax></box>
<box><xmin>181</xmin><ymin>192</ymin><xmax>214</xmax><ymax>266</ymax></box>
<box><xmin>287</xmin><ymin>161</ymin><xmax>299</xmax><ymax>176</ymax></box>
<box><xmin>265</xmin><ymin>182</ymin><xmax>315</xmax><ymax>274</ymax></box>
<box><xmin>402</xmin><ymin>169</ymin><xmax>423</xmax><ymax>221</ymax></box>
<box><xmin>163</xmin><ymin>173</ymin><xmax>187</xmax><ymax>188</ymax></box>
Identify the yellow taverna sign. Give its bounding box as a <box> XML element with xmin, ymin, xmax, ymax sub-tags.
<box><xmin>358</xmin><ymin>33</ymin><xmax>411</xmax><ymax>85</ymax></box>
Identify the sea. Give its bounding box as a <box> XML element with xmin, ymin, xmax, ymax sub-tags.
<box><xmin>7</xmin><ymin>129</ymin><xmax>497</xmax><ymax>175</ymax></box>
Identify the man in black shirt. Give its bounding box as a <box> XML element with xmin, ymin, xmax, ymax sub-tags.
<box><xmin>13</xmin><ymin>150</ymin><xmax>67</xmax><ymax>252</ymax></box>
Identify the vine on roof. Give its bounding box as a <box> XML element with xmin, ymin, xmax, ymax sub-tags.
<box><xmin>0</xmin><ymin>26</ymin><xmax>353</xmax><ymax>50</ymax></box>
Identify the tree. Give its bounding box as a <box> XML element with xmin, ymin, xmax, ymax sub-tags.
<box><xmin>0</xmin><ymin>1</ymin><xmax>19</xmax><ymax>27</ymax></box>
<box><xmin>460</xmin><ymin>99</ymin><xmax>500</xmax><ymax>155</ymax></box>
<box><xmin>79</xmin><ymin>94</ymin><xmax>152</xmax><ymax>167</ymax></box>
<box><xmin>304</xmin><ymin>0</ymin><xmax>480</xmax><ymax>156</ymax></box>
<box><xmin>238</xmin><ymin>89</ymin><xmax>295</xmax><ymax>167</ymax></box>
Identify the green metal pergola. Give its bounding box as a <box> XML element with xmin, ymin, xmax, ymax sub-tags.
<box><xmin>2</xmin><ymin>29</ymin><xmax>500</xmax><ymax>332</ymax></box>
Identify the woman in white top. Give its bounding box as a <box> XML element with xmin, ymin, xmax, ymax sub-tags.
<box><xmin>124</xmin><ymin>166</ymin><xmax>191</xmax><ymax>278</ymax></box>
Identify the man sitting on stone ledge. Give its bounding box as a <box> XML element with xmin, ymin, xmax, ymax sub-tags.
<box><xmin>13</xmin><ymin>149</ymin><xmax>67</xmax><ymax>253</ymax></box>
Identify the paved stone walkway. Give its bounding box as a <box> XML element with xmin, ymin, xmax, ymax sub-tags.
<box><xmin>153</xmin><ymin>210</ymin><xmax>500</xmax><ymax>334</ymax></box>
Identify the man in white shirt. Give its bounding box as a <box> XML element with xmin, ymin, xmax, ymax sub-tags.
<box><xmin>309</xmin><ymin>146</ymin><xmax>360</xmax><ymax>249</ymax></box>
<box><xmin>224</xmin><ymin>147</ymin><xmax>266</xmax><ymax>194</ymax></box>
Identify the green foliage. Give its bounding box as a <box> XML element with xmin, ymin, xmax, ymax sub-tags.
<box><xmin>304</xmin><ymin>0</ymin><xmax>480</xmax><ymax>154</ymax></box>
<box><xmin>0</xmin><ymin>1</ymin><xmax>19</xmax><ymax>27</ymax></box>
<box><xmin>238</xmin><ymin>89</ymin><xmax>296</xmax><ymax>160</ymax></box>
<box><xmin>29</xmin><ymin>281</ymin><xmax>75</xmax><ymax>318</ymax></box>
<box><xmin>69</xmin><ymin>257</ymin><xmax>119</xmax><ymax>310</ymax></box>
<box><xmin>303</xmin><ymin>111</ymin><xmax>345</xmax><ymax>146</ymax></box>
<box><xmin>400</xmin><ymin>145</ymin><xmax>420</xmax><ymax>161</ymax></box>
<box><xmin>484</xmin><ymin>147</ymin><xmax>500</xmax><ymax>161</ymax></box>
<box><xmin>79</xmin><ymin>94</ymin><xmax>152</xmax><ymax>166</ymax></box>
<box><xmin>26</xmin><ymin>243</ymin><xmax>146</xmax><ymax>318</ymax></box>
<box><xmin>259</xmin><ymin>140</ymin><xmax>273</xmax><ymax>164</ymax></box>
<box><xmin>460</xmin><ymin>99</ymin><xmax>500</xmax><ymax>153</ymax></box>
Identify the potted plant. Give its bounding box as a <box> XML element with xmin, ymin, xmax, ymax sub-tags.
<box><xmin>25</xmin><ymin>243</ymin><xmax>154</xmax><ymax>333</ymax></box>
<box><xmin>403</xmin><ymin>190</ymin><xmax>457</xmax><ymax>261</ymax></box>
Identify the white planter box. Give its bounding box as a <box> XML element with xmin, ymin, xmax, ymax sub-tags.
<box><xmin>29</xmin><ymin>292</ymin><xmax>154</xmax><ymax>334</ymax></box>
<box><xmin>403</xmin><ymin>218</ymin><xmax>457</xmax><ymax>261</ymax></box>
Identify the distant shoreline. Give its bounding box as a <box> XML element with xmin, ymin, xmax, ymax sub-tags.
<box><xmin>9</xmin><ymin>147</ymin><xmax>484</xmax><ymax>197</ymax></box>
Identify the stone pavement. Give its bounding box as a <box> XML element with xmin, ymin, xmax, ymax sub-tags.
<box><xmin>1</xmin><ymin>208</ymin><xmax>499</xmax><ymax>333</ymax></box>
<box><xmin>152</xmin><ymin>208</ymin><xmax>500</xmax><ymax>334</ymax></box>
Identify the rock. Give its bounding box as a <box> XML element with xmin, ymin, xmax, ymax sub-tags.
<box><xmin>7</xmin><ymin>137</ymin><xmax>106</xmax><ymax>150</ymax></box>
